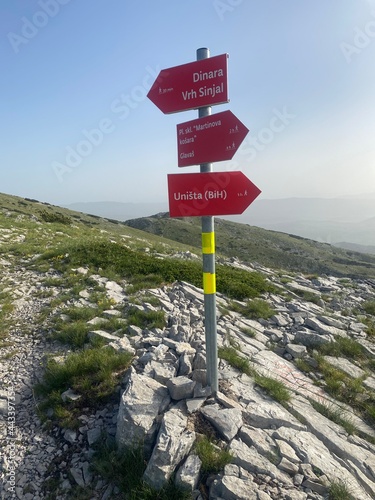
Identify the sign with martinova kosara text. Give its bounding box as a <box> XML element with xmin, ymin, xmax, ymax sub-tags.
<box><xmin>177</xmin><ymin>110</ymin><xmax>249</xmax><ymax>167</ymax></box>
<box><xmin>167</xmin><ymin>171</ymin><xmax>261</xmax><ymax>217</ymax></box>
<box><xmin>147</xmin><ymin>54</ymin><xmax>228</xmax><ymax>114</ymax></box>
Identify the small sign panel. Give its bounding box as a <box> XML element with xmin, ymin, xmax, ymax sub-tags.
<box><xmin>177</xmin><ymin>110</ymin><xmax>249</xmax><ymax>167</ymax></box>
<box><xmin>168</xmin><ymin>171</ymin><xmax>261</xmax><ymax>217</ymax></box>
<box><xmin>147</xmin><ymin>54</ymin><xmax>229</xmax><ymax>114</ymax></box>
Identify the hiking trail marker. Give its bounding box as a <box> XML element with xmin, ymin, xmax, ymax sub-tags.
<box><xmin>147</xmin><ymin>53</ymin><xmax>228</xmax><ymax>114</ymax></box>
<box><xmin>148</xmin><ymin>48</ymin><xmax>261</xmax><ymax>395</ymax></box>
<box><xmin>177</xmin><ymin>110</ymin><xmax>249</xmax><ymax>167</ymax></box>
<box><xmin>168</xmin><ymin>171</ymin><xmax>261</xmax><ymax>217</ymax></box>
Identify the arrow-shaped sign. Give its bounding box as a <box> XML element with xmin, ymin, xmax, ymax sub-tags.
<box><xmin>167</xmin><ymin>171</ymin><xmax>261</xmax><ymax>217</ymax></box>
<box><xmin>177</xmin><ymin>110</ymin><xmax>249</xmax><ymax>167</ymax></box>
<box><xmin>147</xmin><ymin>54</ymin><xmax>228</xmax><ymax>114</ymax></box>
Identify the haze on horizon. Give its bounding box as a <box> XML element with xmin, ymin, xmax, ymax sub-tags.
<box><xmin>1</xmin><ymin>0</ymin><xmax>375</xmax><ymax>207</ymax></box>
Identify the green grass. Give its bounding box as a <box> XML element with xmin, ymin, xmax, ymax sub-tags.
<box><xmin>37</xmin><ymin>239</ymin><xmax>274</xmax><ymax>301</ymax></box>
<box><xmin>293</xmin><ymin>289</ymin><xmax>322</xmax><ymax>305</ymax></box>
<box><xmin>38</xmin><ymin>209</ymin><xmax>72</xmax><ymax>225</ymax></box>
<box><xmin>126</xmin><ymin>308</ymin><xmax>166</xmax><ymax>330</ymax></box>
<box><xmin>218</xmin><ymin>345</ymin><xmax>291</xmax><ymax>404</ymax></box>
<box><xmin>218</xmin><ymin>346</ymin><xmax>252</xmax><ymax>375</ymax></box>
<box><xmin>194</xmin><ymin>435</ymin><xmax>232</xmax><ymax>474</ymax></box>
<box><xmin>239</xmin><ymin>327</ymin><xmax>256</xmax><ymax>338</ymax></box>
<box><xmin>51</xmin><ymin>320</ymin><xmax>91</xmax><ymax>348</ymax></box>
<box><xmin>124</xmin><ymin>214</ymin><xmax>375</xmax><ymax>280</ymax></box>
<box><xmin>294</xmin><ymin>358</ymin><xmax>314</xmax><ymax>373</ymax></box>
<box><xmin>313</xmin><ymin>354</ymin><xmax>375</xmax><ymax>429</ymax></box>
<box><xmin>230</xmin><ymin>298</ymin><xmax>275</xmax><ymax>320</ymax></box>
<box><xmin>253</xmin><ymin>374</ymin><xmax>291</xmax><ymax>404</ymax></box>
<box><xmin>328</xmin><ymin>481</ymin><xmax>354</xmax><ymax>500</ymax></box>
<box><xmin>309</xmin><ymin>399</ymin><xmax>357</xmax><ymax>435</ymax></box>
<box><xmin>92</xmin><ymin>437</ymin><xmax>190</xmax><ymax>500</ymax></box>
<box><xmin>363</xmin><ymin>300</ymin><xmax>375</xmax><ymax>316</ymax></box>
<box><xmin>0</xmin><ymin>301</ymin><xmax>15</xmax><ymax>341</ymax></box>
<box><xmin>35</xmin><ymin>347</ymin><xmax>133</xmax><ymax>428</ymax></box>
<box><xmin>317</xmin><ymin>337</ymin><xmax>364</xmax><ymax>360</ymax></box>
<box><xmin>361</xmin><ymin>316</ymin><xmax>375</xmax><ymax>338</ymax></box>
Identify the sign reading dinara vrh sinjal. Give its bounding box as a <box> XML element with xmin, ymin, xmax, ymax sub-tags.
<box><xmin>147</xmin><ymin>54</ymin><xmax>228</xmax><ymax>114</ymax></box>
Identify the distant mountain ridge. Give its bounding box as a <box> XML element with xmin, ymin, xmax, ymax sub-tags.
<box><xmin>66</xmin><ymin>196</ymin><xmax>375</xmax><ymax>251</ymax></box>
<box><xmin>123</xmin><ymin>213</ymin><xmax>375</xmax><ymax>280</ymax></box>
<box><xmin>65</xmin><ymin>201</ymin><xmax>168</xmax><ymax>222</ymax></box>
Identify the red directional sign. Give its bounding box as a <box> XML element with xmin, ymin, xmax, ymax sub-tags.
<box><xmin>177</xmin><ymin>110</ymin><xmax>249</xmax><ymax>167</ymax></box>
<box><xmin>147</xmin><ymin>54</ymin><xmax>228</xmax><ymax>114</ymax></box>
<box><xmin>168</xmin><ymin>171</ymin><xmax>261</xmax><ymax>217</ymax></box>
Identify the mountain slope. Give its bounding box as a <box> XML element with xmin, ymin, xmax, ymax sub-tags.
<box><xmin>1</xmin><ymin>192</ymin><xmax>375</xmax><ymax>499</ymax></box>
<box><xmin>124</xmin><ymin>213</ymin><xmax>375</xmax><ymax>280</ymax></box>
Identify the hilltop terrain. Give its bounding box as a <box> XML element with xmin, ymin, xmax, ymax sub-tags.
<box><xmin>66</xmin><ymin>196</ymin><xmax>375</xmax><ymax>251</ymax></box>
<box><xmin>124</xmin><ymin>213</ymin><xmax>375</xmax><ymax>280</ymax></box>
<box><xmin>0</xmin><ymin>192</ymin><xmax>375</xmax><ymax>499</ymax></box>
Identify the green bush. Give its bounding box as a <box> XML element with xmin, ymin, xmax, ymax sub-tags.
<box><xmin>126</xmin><ymin>308</ymin><xmax>165</xmax><ymax>330</ymax></box>
<box><xmin>309</xmin><ymin>400</ymin><xmax>356</xmax><ymax>435</ymax></box>
<box><xmin>35</xmin><ymin>347</ymin><xmax>133</xmax><ymax>427</ymax></box>
<box><xmin>363</xmin><ymin>300</ymin><xmax>375</xmax><ymax>316</ymax></box>
<box><xmin>218</xmin><ymin>346</ymin><xmax>252</xmax><ymax>375</ymax></box>
<box><xmin>39</xmin><ymin>209</ymin><xmax>72</xmax><ymax>225</ymax></box>
<box><xmin>328</xmin><ymin>481</ymin><xmax>354</xmax><ymax>500</ymax></box>
<box><xmin>254</xmin><ymin>374</ymin><xmax>291</xmax><ymax>404</ymax></box>
<box><xmin>52</xmin><ymin>320</ymin><xmax>90</xmax><ymax>347</ymax></box>
<box><xmin>194</xmin><ymin>435</ymin><xmax>232</xmax><ymax>474</ymax></box>
<box><xmin>40</xmin><ymin>239</ymin><xmax>273</xmax><ymax>300</ymax></box>
<box><xmin>93</xmin><ymin>437</ymin><xmax>190</xmax><ymax>500</ymax></box>
<box><xmin>317</xmin><ymin>337</ymin><xmax>364</xmax><ymax>360</ymax></box>
<box><xmin>230</xmin><ymin>298</ymin><xmax>275</xmax><ymax>320</ymax></box>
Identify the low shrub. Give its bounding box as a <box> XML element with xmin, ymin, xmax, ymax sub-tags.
<box><xmin>39</xmin><ymin>209</ymin><xmax>72</xmax><ymax>225</ymax></box>
<box><xmin>194</xmin><ymin>435</ymin><xmax>232</xmax><ymax>474</ymax></box>
<box><xmin>254</xmin><ymin>374</ymin><xmax>291</xmax><ymax>404</ymax></box>
<box><xmin>363</xmin><ymin>300</ymin><xmax>375</xmax><ymax>316</ymax></box>
<box><xmin>218</xmin><ymin>346</ymin><xmax>252</xmax><ymax>375</ymax></box>
<box><xmin>230</xmin><ymin>298</ymin><xmax>275</xmax><ymax>320</ymax></box>
<box><xmin>39</xmin><ymin>239</ymin><xmax>273</xmax><ymax>300</ymax></box>
<box><xmin>309</xmin><ymin>399</ymin><xmax>356</xmax><ymax>435</ymax></box>
<box><xmin>92</xmin><ymin>437</ymin><xmax>190</xmax><ymax>500</ymax></box>
<box><xmin>35</xmin><ymin>347</ymin><xmax>132</xmax><ymax>427</ymax></box>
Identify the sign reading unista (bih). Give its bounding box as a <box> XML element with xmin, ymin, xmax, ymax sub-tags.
<box><xmin>168</xmin><ymin>171</ymin><xmax>261</xmax><ymax>217</ymax></box>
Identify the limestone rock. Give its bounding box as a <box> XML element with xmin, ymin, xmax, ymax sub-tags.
<box><xmin>210</xmin><ymin>474</ymin><xmax>257</xmax><ymax>500</ymax></box>
<box><xmin>200</xmin><ymin>404</ymin><xmax>243</xmax><ymax>441</ymax></box>
<box><xmin>230</xmin><ymin>438</ymin><xmax>293</xmax><ymax>486</ymax></box>
<box><xmin>305</xmin><ymin>317</ymin><xmax>347</xmax><ymax>337</ymax></box>
<box><xmin>116</xmin><ymin>368</ymin><xmax>170</xmax><ymax>453</ymax></box>
<box><xmin>143</xmin><ymin>407</ymin><xmax>195</xmax><ymax>490</ymax></box>
<box><xmin>167</xmin><ymin>376</ymin><xmax>195</xmax><ymax>400</ymax></box>
<box><xmin>88</xmin><ymin>329</ymin><xmax>119</xmax><ymax>343</ymax></box>
<box><xmin>175</xmin><ymin>454</ymin><xmax>201</xmax><ymax>491</ymax></box>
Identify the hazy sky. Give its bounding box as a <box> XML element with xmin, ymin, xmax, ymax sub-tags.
<box><xmin>1</xmin><ymin>0</ymin><xmax>375</xmax><ymax>206</ymax></box>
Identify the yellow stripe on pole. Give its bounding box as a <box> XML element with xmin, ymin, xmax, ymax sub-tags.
<box><xmin>203</xmin><ymin>272</ymin><xmax>216</xmax><ymax>294</ymax></box>
<box><xmin>202</xmin><ymin>232</ymin><xmax>215</xmax><ymax>254</ymax></box>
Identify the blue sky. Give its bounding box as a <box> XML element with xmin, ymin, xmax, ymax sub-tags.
<box><xmin>1</xmin><ymin>0</ymin><xmax>375</xmax><ymax>206</ymax></box>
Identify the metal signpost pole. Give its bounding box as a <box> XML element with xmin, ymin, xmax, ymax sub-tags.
<box><xmin>197</xmin><ymin>47</ymin><xmax>218</xmax><ymax>395</ymax></box>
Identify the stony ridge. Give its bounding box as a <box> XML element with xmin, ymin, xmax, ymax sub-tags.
<box><xmin>0</xmin><ymin>225</ymin><xmax>375</xmax><ymax>498</ymax></box>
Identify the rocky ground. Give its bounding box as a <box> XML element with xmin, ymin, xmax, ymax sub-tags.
<box><xmin>1</xmin><ymin>233</ymin><xmax>375</xmax><ymax>498</ymax></box>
